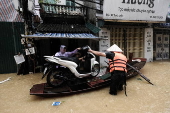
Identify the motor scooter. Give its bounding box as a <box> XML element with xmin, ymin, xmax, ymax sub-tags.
<box><xmin>42</xmin><ymin>46</ymin><xmax>100</xmax><ymax>87</ymax></box>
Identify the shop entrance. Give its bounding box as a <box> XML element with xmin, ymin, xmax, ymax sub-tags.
<box><xmin>110</xmin><ymin>26</ymin><xmax>144</xmax><ymax>58</ymax></box>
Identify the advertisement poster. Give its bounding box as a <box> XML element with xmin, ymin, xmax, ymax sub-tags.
<box><xmin>144</xmin><ymin>28</ymin><xmax>153</xmax><ymax>62</ymax></box>
<box><xmin>103</xmin><ymin>0</ymin><xmax>169</xmax><ymax>21</ymax></box>
<box><xmin>99</xmin><ymin>28</ymin><xmax>110</xmax><ymax>67</ymax></box>
<box><xmin>156</xmin><ymin>34</ymin><xmax>169</xmax><ymax>60</ymax></box>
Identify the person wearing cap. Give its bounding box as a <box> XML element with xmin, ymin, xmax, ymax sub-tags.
<box><xmin>88</xmin><ymin>44</ymin><xmax>127</xmax><ymax>95</ymax></box>
<box><xmin>55</xmin><ymin>45</ymin><xmax>80</xmax><ymax>57</ymax></box>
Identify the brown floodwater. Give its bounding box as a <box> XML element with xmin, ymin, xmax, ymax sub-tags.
<box><xmin>0</xmin><ymin>61</ymin><xmax>170</xmax><ymax>113</ymax></box>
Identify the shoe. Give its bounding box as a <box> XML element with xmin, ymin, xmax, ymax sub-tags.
<box><xmin>109</xmin><ymin>92</ymin><xmax>117</xmax><ymax>95</ymax></box>
<box><xmin>118</xmin><ymin>87</ymin><xmax>123</xmax><ymax>91</ymax></box>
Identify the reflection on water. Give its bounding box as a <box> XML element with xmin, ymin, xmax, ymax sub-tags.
<box><xmin>0</xmin><ymin>61</ymin><xmax>170</xmax><ymax>113</ymax></box>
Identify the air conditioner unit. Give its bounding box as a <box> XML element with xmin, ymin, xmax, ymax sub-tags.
<box><xmin>28</xmin><ymin>0</ymin><xmax>35</xmax><ymax>14</ymax></box>
<box><xmin>12</xmin><ymin>0</ymin><xmax>20</xmax><ymax>11</ymax></box>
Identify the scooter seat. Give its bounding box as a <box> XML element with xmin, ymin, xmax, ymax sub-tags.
<box><xmin>55</xmin><ymin>56</ymin><xmax>78</xmax><ymax>63</ymax></box>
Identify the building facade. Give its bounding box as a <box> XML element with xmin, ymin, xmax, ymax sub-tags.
<box><xmin>1</xmin><ymin>0</ymin><xmax>170</xmax><ymax>73</ymax></box>
<box><xmin>96</xmin><ymin>0</ymin><xmax>170</xmax><ymax>66</ymax></box>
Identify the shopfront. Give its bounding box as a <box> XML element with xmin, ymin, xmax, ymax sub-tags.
<box><xmin>153</xmin><ymin>23</ymin><xmax>170</xmax><ymax>60</ymax></box>
<box><xmin>98</xmin><ymin>23</ymin><xmax>150</xmax><ymax>66</ymax></box>
<box><xmin>98</xmin><ymin>0</ymin><xmax>170</xmax><ymax>64</ymax></box>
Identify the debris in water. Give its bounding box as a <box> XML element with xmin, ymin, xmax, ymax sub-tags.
<box><xmin>137</xmin><ymin>78</ymin><xmax>142</xmax><ymax>81</ymax></box>
<box><xmin>52</xmin><ymin>101</ymin><xmax>64</xmax><ymax>106</ymax></box>
<box><xmin>52</xmin><ymin>102</ymin><xmax>61</xmax><ymax>106</ymax></box>
<box><xmin>0</xmin><ymin>77</ymin><xmax>11</xmax><ymax>84</ymax></box>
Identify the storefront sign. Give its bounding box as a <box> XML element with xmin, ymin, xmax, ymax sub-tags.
<box><xmin>144</xmin><ymin>28</ymin><xmax>153</xmax><ymax>62</ymax></box>
<box><xmin>99</xmin><ymin>28</ymin><xmax>110</xmax><ymax>67</ymax></box>
<box><xmin>103</xmin><ymin>0</ymin><xmax>169</xmax><ymax>21</ymax></box>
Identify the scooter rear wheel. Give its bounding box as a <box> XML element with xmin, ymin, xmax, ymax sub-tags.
<box><xmin>47</xmin><ymin>69</ymin><xmax>65</xmax><ymax>87</ymax></box>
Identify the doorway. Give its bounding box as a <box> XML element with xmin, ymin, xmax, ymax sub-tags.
<box><xmin>155</xmin><ymin>34</ymin><xmax>169</xmax><ymax>60</ymax></box>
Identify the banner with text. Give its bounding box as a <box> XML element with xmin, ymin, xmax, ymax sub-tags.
<box><xmin>99</xmin><ymin>28</ymin><xmax>110</xmax><ymax>67</ymax></box>
<box><xmin>144</xmin><ymin>28</ymin><xmax>153</xmax><ymax>62</ymax></box>
<box><xmin>103</xmin><ymin>0</ymin><xmax>170</xmax><ymax>21</ymax></box>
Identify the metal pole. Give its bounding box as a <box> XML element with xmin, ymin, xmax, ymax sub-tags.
<box><xmin>12</xmin><ymin>22</ymin><xmax>18</xmax><ymax>72</ymax></box>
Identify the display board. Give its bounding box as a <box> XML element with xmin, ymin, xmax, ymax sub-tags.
<box><xmin>144</xmin><ymin>28</ymin><xmax>153</xmax><ymax>62</ymax></box>
<box><xmin>99</xmin><ymin>28</ymin><xmax>110</xmax><ymax>67</ymax></box>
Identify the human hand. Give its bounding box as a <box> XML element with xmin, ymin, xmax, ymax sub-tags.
<box><xmin>88</xmin><ymin>49</ymin><xmax>92</xmax><ymax>52</ymax></box>
<box><xmin>77</xmin><ymin>48</ymin><xmax>81</xmax><ymax>50</ymax></box>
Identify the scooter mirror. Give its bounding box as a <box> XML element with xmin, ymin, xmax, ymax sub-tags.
<box><xmin>82</xmin><ymin>45</ymin><xmax>89</xmax><ymax>51</ymax></box>
<box><xmin>81</xmin><ymin>45</ymin><xmax>90</xmax><ymax>56</ymax></box>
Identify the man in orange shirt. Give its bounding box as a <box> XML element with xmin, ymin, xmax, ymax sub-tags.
<box><xmin>88</xmin><ymin>44</ymin><xmax>127</xmax><ymax>95</ymax></box>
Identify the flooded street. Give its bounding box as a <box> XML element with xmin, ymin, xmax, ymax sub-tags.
<box><xmin>0</xmin><ymin>61</ymin><xmax>170</xmax><ymax>113</ymax></box>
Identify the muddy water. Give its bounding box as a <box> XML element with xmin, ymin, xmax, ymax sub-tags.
<box><xmin>0</xmin><ymin>61</ymin><xmax>170</xmax><ymax>113</ymax></box>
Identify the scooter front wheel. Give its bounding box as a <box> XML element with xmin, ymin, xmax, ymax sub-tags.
<box><xmin>47</xmin><ymin>69</ymin><xmax>65</xmax><ymax>87</ymax></box>
<box><xmin>91</xmin><ymin>64</ymin><xmax>100</xmax><ymax>77</ymax></box>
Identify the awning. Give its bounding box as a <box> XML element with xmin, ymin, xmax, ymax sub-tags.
<box><xmin>21</xmin><ymin>33</ymin><xmax>101</xmax><ymax>40</ymax></box>
<box><xmin>36</xmin><ymin>24</ymin><xmax>90</xmax><ymax>33</ymax></box>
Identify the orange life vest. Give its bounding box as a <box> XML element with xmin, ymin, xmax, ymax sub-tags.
<box><xmin>109</xmin><ymin>52</ymin><xmax>127</xmax><ymax>72</ymax></box>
